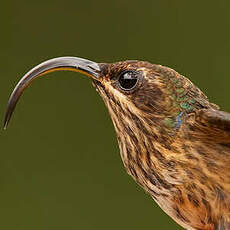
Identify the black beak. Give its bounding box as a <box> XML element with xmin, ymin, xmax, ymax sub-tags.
<box><xmin>4</xmin><ymin>56</ymin><xmax>101</xmax><ymax>129</ymax></box>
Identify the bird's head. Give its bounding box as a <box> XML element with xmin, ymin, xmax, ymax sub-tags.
<box><xmin>4</xmin><ymin>57</ymin><xmax>211</xmax><ymax>145</ymax></box>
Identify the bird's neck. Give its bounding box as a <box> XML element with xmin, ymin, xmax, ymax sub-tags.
<box><xmin>109</xmin><ymin>103</ymin><xmax>180</xmax><ymax>196</ymax></box>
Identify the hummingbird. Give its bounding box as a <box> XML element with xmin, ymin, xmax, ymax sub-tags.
<box><xmin>4</xmin><ymin>57</ymin><xmax>230</xmax><ymax>230</ymax></box>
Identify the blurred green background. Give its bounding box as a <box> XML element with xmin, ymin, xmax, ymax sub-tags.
<box><xmin>1</xmin><ymin>1</ymin><xmax>230</xmax><ymax>229</ymax></box>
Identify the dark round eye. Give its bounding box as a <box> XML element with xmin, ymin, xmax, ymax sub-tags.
<box><xmin>118</xmin><ymin>71</ymin><xmax>138</xmax><ymax>90</ymax></box>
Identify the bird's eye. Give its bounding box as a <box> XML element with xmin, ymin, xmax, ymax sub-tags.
<box><xmin>118</xmin><ymin>71</ymin><xmax>138</xmax><ymax>90</ymax></box>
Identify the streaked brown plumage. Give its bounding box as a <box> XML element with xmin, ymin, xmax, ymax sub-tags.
<box><xmin>4</xmin><ymin>57</ymin><xmax>230</xmax><ymax>230</ymax></box>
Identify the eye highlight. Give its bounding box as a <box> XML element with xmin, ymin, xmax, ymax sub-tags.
<box><xmin>118</xmin><ymin>71</ymin><xmax>139</xmax><ymax>91</ymax></box>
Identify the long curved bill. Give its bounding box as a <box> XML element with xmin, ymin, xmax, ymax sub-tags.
<box><xmin>4</xmin><ymin>56</ymin><xmax>101</xmax><ymax>129</ymax></box>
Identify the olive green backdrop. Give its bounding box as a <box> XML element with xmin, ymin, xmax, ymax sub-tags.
<box><xmin>1</xmin><ymin>1</ymin><xmax>230</xmax><ymax>229</ymax></box>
